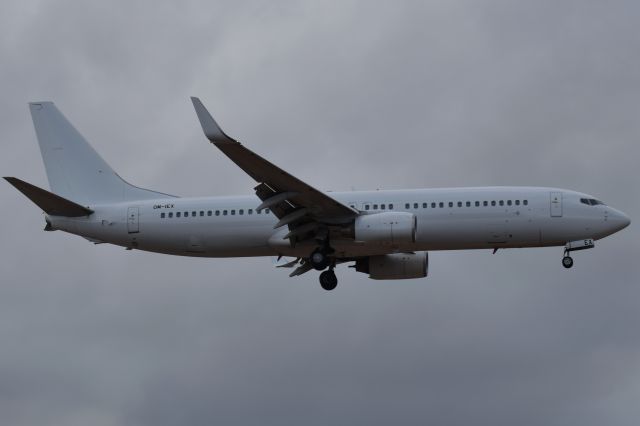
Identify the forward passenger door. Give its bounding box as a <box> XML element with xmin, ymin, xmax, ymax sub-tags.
<box><xmin>550</xmin><ymin>192</ymin><xmax>563</xmax><ymax>217</ymax></box>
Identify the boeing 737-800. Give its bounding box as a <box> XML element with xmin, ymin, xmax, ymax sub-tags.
<box><xmin>5</xmin><ymin>98</ymin><xmax>630</xmax><ymax>290</ymax></box>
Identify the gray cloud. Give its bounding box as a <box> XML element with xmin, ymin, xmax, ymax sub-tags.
<box><xmin>1</xmin><ymin>1</ymin><xmax>639</xmax><ymax>425</ymax></box>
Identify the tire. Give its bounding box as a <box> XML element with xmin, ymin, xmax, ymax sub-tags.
<box><xmin>562</xmin><ymin>256</ymin><xmax>574</xmax><ymax>269</ymax></box>
<box><xmin>310</xmin><ymin>249</ymin><xmax>331</xmax><ymax>271</ymax></box>
<box><xmin>319</xmin><ymin>270</ymin><xmax>338</xmax><ymax>291</ymax></box>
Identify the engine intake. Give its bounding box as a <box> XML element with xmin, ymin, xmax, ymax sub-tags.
<box><xmin>356</xmin><ymin>252</ymin><xmax>428</xmax><ymax>280</ymax></box>
<box><xmin>354</xmin><ymin>212</ymin><xmax>416</xmax><ymax>245</ymax></box>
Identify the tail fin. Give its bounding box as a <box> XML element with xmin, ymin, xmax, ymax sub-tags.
<box><xmin>29</xmin><ymin>102</ymin><xmax>175</xmax><ymax>204</ymax></box>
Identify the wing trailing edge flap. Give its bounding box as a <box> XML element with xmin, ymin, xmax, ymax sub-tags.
<box><xmin>289</xmin><ymin>261</ymin><xmax>313</xmax><ymax>277</ymax></box>
<box><xmin>255</xmin><ymin>183</ymin><xmax>320</xmax><ymax>245</ymax></box>
<box><xmin>289</xmin><ymin>258</ymin><xmax>351</xmax><ymax>278</ymax></box>
<box><xmin>4</xmin><ymin>177</ymin><xmax>93</xmax><ymax>217</ymax></box>
<box><xmin>257</xmin><ymin>191</ymin><xmax>299</xmax><ymax>212</ymax></box>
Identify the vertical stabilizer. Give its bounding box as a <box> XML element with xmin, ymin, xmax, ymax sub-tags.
<box><xmin>29</xmin><ymin>102</ymin><xmax>175</xmax><ymax>204</ymax></box>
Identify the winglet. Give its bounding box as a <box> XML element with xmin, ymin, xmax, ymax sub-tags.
<box><xmin>4</xmin><ymin>177</ymin><xmax>93</xmax><ymax>217</ymax></box>
<box><xmin>190</xmin><ymin>97</ymin><xmax>237</xmax><ymax>144</ymax></box>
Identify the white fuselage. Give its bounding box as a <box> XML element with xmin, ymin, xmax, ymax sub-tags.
<box><xmin>47</xmin><ymin>186</ymin><xmax>630</xmax><ymax>259</ymax></box>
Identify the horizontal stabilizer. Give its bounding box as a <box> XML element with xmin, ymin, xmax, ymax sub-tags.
<box><xmin>4</xmin><ymin>177</ymin><xmax>93</xmax><ymax>217</ymax></box>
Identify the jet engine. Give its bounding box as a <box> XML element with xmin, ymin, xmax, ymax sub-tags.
<box><xmin>355</xmin><ymin>252</ymin><xmax>428</xmax><ymax>280</ymax></box>
<box><xmin>353</xmin><ymin>212</ymin><xmax>416</xmax><ymax>245</ymax></box>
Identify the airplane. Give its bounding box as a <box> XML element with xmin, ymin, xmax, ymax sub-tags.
<box><xmin>5</xmin><ymin>98</ymin><xmax>631</xmax><ymax>291</ymax></box>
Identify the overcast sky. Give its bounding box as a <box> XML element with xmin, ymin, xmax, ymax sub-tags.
<box><xmin>1</xmin><ymin>1</ymin><xmax>639</xmax><ymax>425</ymax></box>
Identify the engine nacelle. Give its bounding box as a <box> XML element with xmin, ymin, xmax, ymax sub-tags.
<box><xmin>356</xmin><ymin>252</ymin><xmax>428</xmax><ymax>280</ymax></box>
<box><xmin>354</xmin><ymin>212</ymin><xmax>417</xmax><ymax>245</ymax></box>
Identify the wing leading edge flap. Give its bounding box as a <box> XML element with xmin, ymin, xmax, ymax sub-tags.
<box><xmin>4</xmin><ymin>177</ymin><xmax>93</xmax><ymax>217</ymax></box>
<box><xmin>190</xmin><ymin>97</ymin><xmax>357</xmax><ymax>223</ymax></box>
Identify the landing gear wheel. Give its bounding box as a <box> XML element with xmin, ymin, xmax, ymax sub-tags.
<box><xmin>310</xmin><ymin>249</ymin><xmax>331</xmax><ymax>271</ymax></box>
<box><xmin>562</xmin><ymin>256</ymin><xmax>574</xmax><ymax>269</ymax></box>
<box><xmin>319</xmin><ymin>270</ymin><xmax>338</xmax><ymax>291</ymax></box>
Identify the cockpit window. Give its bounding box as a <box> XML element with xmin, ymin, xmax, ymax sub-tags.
<box><xmin>580</xmin><ymin>198</ymin><xmax>605</xmax><ymax>206</ymax></box>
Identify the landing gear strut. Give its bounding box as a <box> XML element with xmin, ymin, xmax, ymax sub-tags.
<box><xmin>319</xmin><ymin>269</ymin><xmax>338</xmax><ymax>291</ymax></box>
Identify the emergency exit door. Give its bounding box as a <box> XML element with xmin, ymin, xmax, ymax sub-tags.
<box><xmin>127</xmin><ymin>207</ymin><xmax>139</xmax><ymax>233</ymax></box>
<box><xmin>550</xmin><ymin>192</ymin><xmax>563</xmax><ymax>217</ymax></box>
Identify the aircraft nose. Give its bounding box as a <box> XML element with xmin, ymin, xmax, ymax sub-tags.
<box><xmin>609</xmin><ymin>209</ymin><xmax>631</xmax><ymax>233</ymax></box>
<box><xmin>620</xmin><ymin>211</ymin><xmax>631</xmax><ymax>229</ymax></box>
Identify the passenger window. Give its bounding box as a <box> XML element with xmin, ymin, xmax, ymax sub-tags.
<box><xmin>414</xmin><ymin>203</ymin><xmax>419</xmax><ymax>209</ymax></box>
<box><xmin>365</xmin><ymin>205</ymin><xmax>370</xmax><ymax>211</ymax></box>
<box><xmin>423</xmin><ymin>202</ymin><xmax>427</xmax><ymax>208</ymax></box>
<box><xmin>223</xmin><ymin>210</ymin><xmax>227</xmax><ymax>216</ymax></box>
<box><xmin>239</xmin><ymin>209</ymin><xmax>244</xmax><ymax>215</ymax></box>
<box><xmin>483</xmin><ymin>201</ymin><xmax>488</xmax><ymax>206</ymax></box>
<box><xmin>515</xmin><ymin>200</ymin><xmax>520</xmax><ymax>206</ymax></box>
<box><xmin>431</xmin><ymin>202</ymin><xmax>436</xmax><ymax>208</ymax></box>
<box><xmin>231</xmin><ymin>210</ymin><xmax>235</xmax><ymax>215</ymax></box>
<box><xmin>200</xmin><ymin>211</ymin><xmax>204</xmax><ymax>216</ymax></box>
<box><xmin>161</xmin><ymin>212</ymin><xmax>165</xmax><ymax>218</ymax></box>
<box><xmin>457</xmin><ymin>202</ymin><xmax>462</xmax><ymax>207</ymax></box>
<box><xmin>405</xmin><ymin>203</ymin><xmax>410</xmax><ymax>209</ymax></box>
<box><xmin>207</xmin><ymin>210</ymin><xmax>212</xmax><ymax>216</ymax></box>
<box><xmin>169</xmin><ymin>212</ymin><xmax>173</xmax><ymax>218</ymax></box>
<box><xmin>389</xmin><ymin>204</ymin><xmax>393</xmax><ymax>209</ymax></box>
<box><xmin>248</xmin><ymin>209</ymin><xmax>253</xmax><ymax>215</ymax></box>
<box><xmin>491</xmin><ymin>201</ymin><xmax>496</xmax><ymax>206</ymax></box>
<box><xmin>439</xmin><ymin>202</ymin><xmax>444</xmax><ymax>208</ymax></box>
<box><xmin>448</xmin><ymin>202</ymin><xmax>453</xmax><ymax>208</ymax></box>
<box><xmin>507</xmin><ymin>200</ymin><xmax>512</xmax><ymax>206</ymax></box>
<box><xmin>184</xmin><ymin>211</ymin><xmax>188</xmax><ymax>217</ymax></box>
<box><xmin>265</xmin><ymin>209</ymin><xmax>270</xmax><ymax>214</ymax></box>
<box><xmin>499</xmin><ymin>200</ymin><xmax>504</xmax><ymax>206</ymax></box>
<box><xmin>466</xmin><ymin>201</ymin><xmax>471</xmax><ymax>207</ymax></box>
<box><xmin>523</xmin><ymin>200</ymin><xmax>528</xmax><ymax>206</ymax></box>
<box><xmin>373</xmin><ymin>204</ymin><xmax>378</xmax><ymax>210</ymax></box>
<box><xmin>475</xmin><ymin>201</ymin><xmax>480</xmax><ymax>207</ymax></box>
<box><xmin>215</xmin><ymin>210</ymin><xmax>220</xmax><ymax>216</ymax></box>
<box><xmin>381</xmin><ymin>204</ymin><xmax>386</xmax><ymax>210</ymax></box>
<box><xmin>177</xmin><ymin>212</ymin><xmax>181</xmax><ymax>217</ymax></box>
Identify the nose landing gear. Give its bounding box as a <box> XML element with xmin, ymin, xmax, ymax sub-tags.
<box><xmin>562</xmin><ymin>253</ymin><xmax>574</xmax><ymax>269</ymax></box>
<box><xmin>561</xmin><ymin>239</ymin><xmax>595</xmax><ymax>269</ymax></box>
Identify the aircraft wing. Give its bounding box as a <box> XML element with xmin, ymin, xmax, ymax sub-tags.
<box><xmin>191</xmin><ymin>97</ymin><xmax>358</xmax><ymax>242</ymax></box>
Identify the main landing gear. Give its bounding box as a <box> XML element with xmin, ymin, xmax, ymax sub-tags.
<box><xmin>319</xmin><ymin>269</ymin><xmax>338</xmax><ymax>291</ymax></box>
<box><xmin>309</xmin><ymin>246</ymin><xmax>338</xmax><ymax>291</ymax></box>
<box><xmin>562</xmin><ymin>253</ymin><xmax>574</xmax><ymax>269</ymax></box>
<box><xmin>310</xmin><ymin>248</ymin><xmax>332</xmax><ymax>270</ymax></box>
